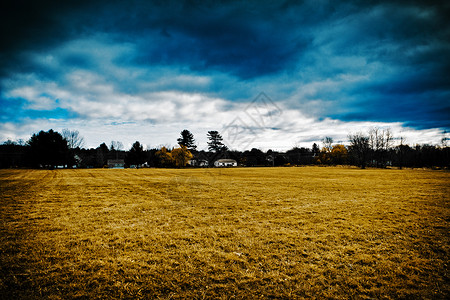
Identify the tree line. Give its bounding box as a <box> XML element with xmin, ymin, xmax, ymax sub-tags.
<box><xmin>0</xmin><ymin>128</ymin><xmax>448</xmax><ymax>169</ymax></box>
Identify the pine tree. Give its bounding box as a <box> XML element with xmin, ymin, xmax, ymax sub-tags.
<box><xmin>207</xmin><ymin>131</ymin><xmax>227</xmax><ymax>152</ymax></box>
<box><xmin>177</xmin><ymin>130</ymin><xmax>197</xmax><ymax>151</ymax></box>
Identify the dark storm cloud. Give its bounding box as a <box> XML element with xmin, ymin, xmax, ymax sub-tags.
<box><xmin>0</xmin><ymin>0</ymin><xmax>90</xmax><ymax>74</ymax></box>
<box><xmin>1</xmin><ymin>0</ymin><xmax>449</xmax><ymax>135</ymax></box>
<box><xmin>3</xmin><ymin>0</ymin><xmax>448</xmax><ymax>79</ymax></box>
<box><xmin>0</xmin><ymin>0</ymin><xmax>326</xmax><ymax>79</ymax></box>
<box><xmin>100</xmin><ymin>0</ymin><xmax>314</xmax><ymax>79</ymax></box>
<box><xmin>293</xmin><ymin>0</ymin><xmax>450</xmax><ymax>129</ymax></box>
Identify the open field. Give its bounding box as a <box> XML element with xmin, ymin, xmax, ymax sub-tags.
<box><xmin>0</xmin><ymin>167</ymin><xmax>448</xmax><ymax>299</ymax></box>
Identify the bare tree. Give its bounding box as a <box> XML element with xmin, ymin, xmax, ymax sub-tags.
<box><xmin>385</xmin><ymin>128</ymin><xmax>394</xmax><ymax>150</ymax></box>
<box><xmin>62</xmin><ymin>129</ymin><xmax>85</xmax><ymax>149</ymax></box>
<box><xmin>110</xmin><ymin>141</ymin><xmax>123</xmax><ymax>151</ymax></box>
<box><xmin>369</xmin><ymin>127</ymin><xmax>394</xmax><ymax>167</ymax></box>
<box><xmin>322</xmin><ymin>136</ymin><xmax>333</xmax><ymax>152</ymax></box>
<box><xmin>442</xmin><ymin>131</ymin><xmax>449</xmax><ymax>147</ymax></box>
<box><xmin>109</xmin><ymin>141</ymin><xmax>124</xmax><ymax>160</ymax></box>
<box><xmin>348</xmin><ymin>132</ymin><xmax>370</xmax><ymax>169</ymax></box>
<box><xmin>397</xmin><ymin>136</ymin><xmax>407</xmax><ymax>169</ymax></box>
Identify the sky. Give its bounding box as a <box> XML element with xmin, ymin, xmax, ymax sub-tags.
<box><xmin>1</xmin><ymin>0</ymin><xmax>449</xmax><ymax>151</ymax></box>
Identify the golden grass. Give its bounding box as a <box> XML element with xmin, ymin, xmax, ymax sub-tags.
<box><xmin>0</xmin><ymin>167</ymin><xmax>448</xmax><ymax>299</ymax></box>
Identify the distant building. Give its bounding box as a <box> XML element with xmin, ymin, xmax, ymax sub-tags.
<box><xmin>107</xmin><ymin>159</ymin><xmax>125</xmax><ymax>169</ymax></box>
<box><xmin>189</xmin><ymin>152</ymin><xmax>210</xmax><ymax>167</ymax></box>
<box><xmin>189</xmin><ymin>159</ymin><xmax>209</xmax><ymax>167</ymax></box>
<box><xmin>214</xmin><ymin>159</ymin><xmax>237</xmax><ymax>167</ymax></box>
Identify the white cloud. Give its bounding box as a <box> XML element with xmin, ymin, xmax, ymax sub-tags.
<box><xmin>1</xmin><ymin>35</ymin><xmax>445</xmax><ymax>151</ymax></box>
<box><xmin>1</xmin><ymin>91</ymin><xmax>444</xmax><ymax>151</ymax></box>
<box><xmin>7</xmin><ymin>83</ymin><xmax>59</xmax><ymax>110</ymax></box>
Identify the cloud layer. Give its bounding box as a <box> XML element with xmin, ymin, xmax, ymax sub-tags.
<box><xmin>1</xmin><ymin>0</ymin><xmax>449</xmax><ymax>149</ymax></box>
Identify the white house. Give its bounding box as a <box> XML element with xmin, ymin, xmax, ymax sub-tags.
<box><xmin>214</xmin><ymin>159</ymin><xmax>237</xmax><ymax>167</ymax></box>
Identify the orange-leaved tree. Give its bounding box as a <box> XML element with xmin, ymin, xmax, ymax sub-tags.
<box><xmin>331</xmin><ymin>144</ymin><xmax>348</xmax><ymax>165</ymax></box>
<box><xmin>156</xmin><ymin>147</ymin><xmax>173</xmax><ymax>167</ymax></box>
<box><xmin>171</xmin><ymin>145</ymin><xmax>193</xmax><ymax>168</ymax></box>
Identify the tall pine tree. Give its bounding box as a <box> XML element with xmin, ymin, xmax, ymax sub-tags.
<box><xmin>207</xmin><ymin>131</ymin><xmax>227</xmax><ymax>152</ymax></box>
<box><xmin>177</xmin><ymin>129</ymin><xmax>197</xmax><ymax>151</ymax></box>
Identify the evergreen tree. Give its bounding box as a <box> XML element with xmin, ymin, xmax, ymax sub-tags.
<box><xmin>312</xmin><ymin>143</ymin><xmax>320</xmax><ymax>156</ymax></box>
<box><xmin>177</xmin><ymin>130</ymin><xmax>197</xmax><ymax>151</ymax></box>
<box><xmin>207</xmin><ymin>131</ymin><xmax>227</xmax><ymax>152</ymax></box>
<box><xmin>96</xmin><ymin>143</ymin><xmax>109</xmax><ymax>167</ymax></box>
<box><xmin>28</xmin><ymin>129</ymin><xmax>70</xmax><ymax>168</ymax></box>
<box><xmin>127</xmin><ymin>141</ymin><xmax>146</xmax><ymax>166</ymax></box>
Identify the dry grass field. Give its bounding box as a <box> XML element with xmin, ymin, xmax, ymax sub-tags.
<box><xmin>0</xmin><ymin>167</ymin><xmax>448</xmax><ymax>299</ymax></box>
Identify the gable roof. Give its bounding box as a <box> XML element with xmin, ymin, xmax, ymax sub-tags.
<box><xmin>216</xmin><ymin>159</ymin><xmax>237</xmax><ymax>163</ymax></box>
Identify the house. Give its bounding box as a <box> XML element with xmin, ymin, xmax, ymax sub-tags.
<box><xmin>189</xmin><ymin>152</ymin><xmax>210</xmax><ymax>167</ymax></box>
<box><xmin>214</xmin><ymin>159</ymin><xmax>237</xmax><ymax>167</ymax></box>
<box><xmin>188</xmin><ymin>159</ymin><xmax>209</xmax><ymax>167</ymax></box>
<box><xmin>107</xmin><ymin>159</ymin><xmax>125</xmax><ymax>169</ymax></box>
